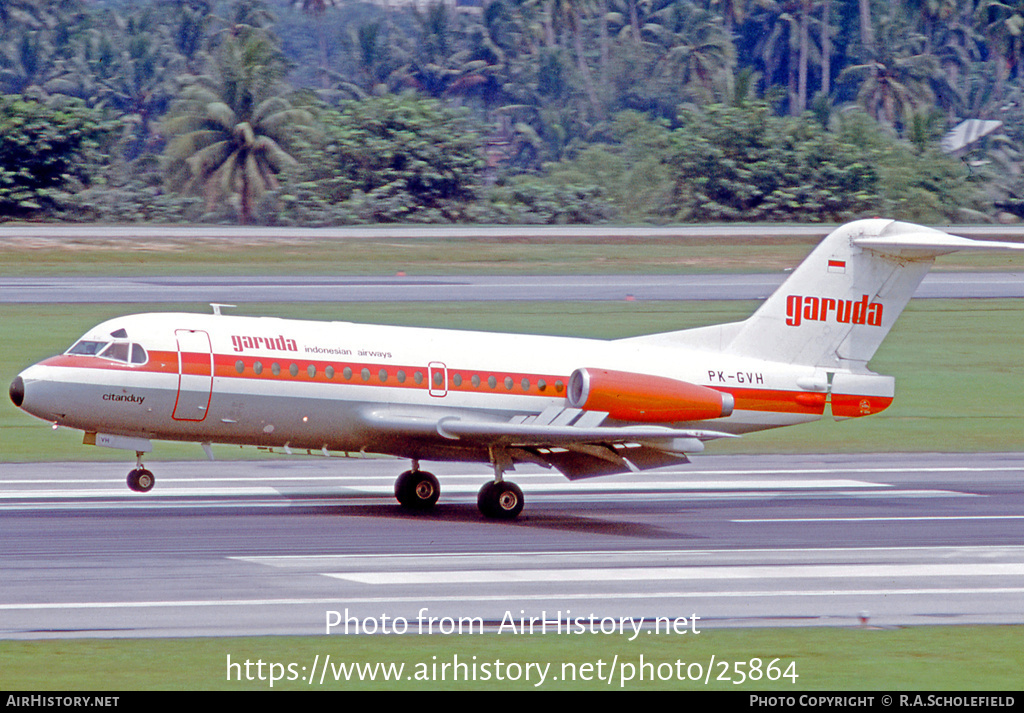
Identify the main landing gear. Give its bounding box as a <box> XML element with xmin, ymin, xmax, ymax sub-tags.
<box><xmin>477</xmin><ymin>480</ymin><xmax>524</xmax><ymax>520</ymax></box>
<box><xmin>126</xmin><ymin>451</ymin><xmax>154</xmax><ymax>493</ymax></box>
<box><xmin>394</xmin><ymin>466</ymin><xmax>440</xmax><ymax>510</ymax></box>
<box><xmin>393</xmin><ymin>455</ymin><xmax>525</xmax><ymax>520</ymax></box>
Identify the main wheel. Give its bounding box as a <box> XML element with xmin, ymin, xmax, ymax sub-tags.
<box><xmin>477</xmin><ymin>480</ymin><xmax>524</xmax><ymax>520</ymax></box>
<box><xmin>394</xmin><ymin>470</ymin><xmax>440</xmax><ymax>510</ymax></box>
<box><xmin>127</xmin><ymin>468</ymin><xmax>154</xmax><ymax>493</ymax></box>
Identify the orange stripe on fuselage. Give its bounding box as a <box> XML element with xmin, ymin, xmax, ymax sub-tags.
<box><xmin>37</xmin><ymin>353</ymin><xmax>826</xmax><ymax>416</ymax></box>
<box><xmin>720</xmin><ymin>387</ymin><xmax>827</xmax><ymax>415</ymax></box>
<box><xmin>38</xmin><ymin>353</ymin><xmax>178</xmax><ymax>375</ymax></box>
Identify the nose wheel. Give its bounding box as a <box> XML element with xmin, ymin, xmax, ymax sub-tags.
<box><xmin>127</xmin><ymin>468</ymin><xmax>154</xmax><ymax>492</ymax></box>
<box><xmin>126</xmin><ymin>451</ymin><xmax>154</xmax><ymax>492</ymax></box>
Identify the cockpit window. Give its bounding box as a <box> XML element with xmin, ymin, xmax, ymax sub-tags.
<box><xmin>67</xmin><ymin>340</ymin><xmax>108</xmax><ymax>356</ymax></box>
<box><xmin>100</xmin><ymin>342</ymin><xmax>131</xmax><ymax>362</ymax></box>
<box><xmin>65</xmin><ymin>339</ymin><xmax>148</xmax><ymax>365</ymax></box>
<box><xmin>130</xmin><ymin>344</ymin><xmax>148</xmax><ymax>364</ymax></box>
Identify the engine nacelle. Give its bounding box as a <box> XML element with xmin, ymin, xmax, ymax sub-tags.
<box><xmin>567</xmin><ymin>368</ymin><xmax>734</xmax><ymax>422</ymax></box>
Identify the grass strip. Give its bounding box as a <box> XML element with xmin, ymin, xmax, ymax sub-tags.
<box><xmin>1</xmin><ymin>237</ymin><xmax>1021</xmax><ymax>276</ymax></box>
<box><xmin>2</xmin><ymin>626</ymin><xmax>1021</xmax><ymax>690</ymax></box>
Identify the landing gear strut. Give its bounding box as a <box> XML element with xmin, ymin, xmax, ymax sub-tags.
<box><xmin>395</xmin><ymin>462</ymin><xmax>440</xmax><ymax>510</ymax></box>
<box><xmin>127</xmin><ymin>451</ymin><xmax>154</xmax><ymax>492</ymax></box>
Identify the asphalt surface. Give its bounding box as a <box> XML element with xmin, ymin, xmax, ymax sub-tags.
<box><xmin>2</xmin><ymin>453</ymin><xmax>1022</xmax><ymax>639</ymax></box>
<box><xmin>3</xmin><ymin>223</ymin><xmax>1024</xmax><ymax>242</ymax></box>
<box><xmin>1</xmin><ymin>272</ymin><xmax>1022</xmax><ymax>303</ymax></box>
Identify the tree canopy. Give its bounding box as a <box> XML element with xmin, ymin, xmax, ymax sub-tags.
<box><xmin>0</xmin><ymin>0</ymin><xmax>1016</xmax><ymax>224</ymax></box>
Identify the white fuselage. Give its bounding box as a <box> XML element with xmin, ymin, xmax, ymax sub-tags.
<box><xmin>16</xmin><ymin>311</ymin><xmax>826</xmax><ymax>465</ymax></box>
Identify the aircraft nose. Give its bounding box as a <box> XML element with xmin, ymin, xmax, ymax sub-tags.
<box><xmin>9</xmin><ymin>375</ymin><xmax>25</xmax><ymax>408</ymax></box>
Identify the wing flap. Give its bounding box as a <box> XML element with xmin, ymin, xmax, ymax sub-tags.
<box><xmin>536</xmin><ymin>444</ymin><xmax>689</xmax><ymax>479</ymax></box>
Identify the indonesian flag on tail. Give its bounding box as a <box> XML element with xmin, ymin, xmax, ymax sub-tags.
<box><xmin>827</xmin><ymin>258</ymin><xmax>846</xmax><ymax>273</ymax></box>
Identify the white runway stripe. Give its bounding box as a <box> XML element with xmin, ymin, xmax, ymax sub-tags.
<box><xmin>5</xmin><ymin>587</ymin><xmax>1024</xmax><ymax>612</ymax></box>
<box><xmin>324</xmin><ymin>562</ymin><xmax>1024</xmax><ymax>585</ymax></box>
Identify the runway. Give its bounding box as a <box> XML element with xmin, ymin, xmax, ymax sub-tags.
<box><xmin>1</xmin><ymin>272</ymin><xmax>1023</xmax><ymax>303</ymax></box>
<box><xmin>2</xmin><ymin>453</ymin><xmax>1022</xmax><ymax>639</ymax></box>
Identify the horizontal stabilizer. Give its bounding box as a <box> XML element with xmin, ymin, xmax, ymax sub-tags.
<box><xmin>854</xmin><ymin>232</ymin><xmax>1024</xmax><ymax>256</ymax></box>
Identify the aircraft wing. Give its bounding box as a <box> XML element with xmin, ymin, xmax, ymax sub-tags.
<box><xmin>360</xmin><ymin>407</ymin><xmax>735</xmax><ymax>479</ymax></box>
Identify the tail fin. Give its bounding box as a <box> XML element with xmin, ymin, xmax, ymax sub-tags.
<box><xmin>724</xmin><ymin>219</ymin><xmax>1023</xmax><ymax>370</ymax></box>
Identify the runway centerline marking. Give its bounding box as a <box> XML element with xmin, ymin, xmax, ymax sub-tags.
<box><xmin>231</xmin><ymin>544</ymin><xmax>1024</xmax><ymax>569</ymax></box>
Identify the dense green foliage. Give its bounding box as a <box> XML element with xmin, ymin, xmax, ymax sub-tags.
<box><xmin>0</xmin><ymin>0</ymin><xmax>1018</xmax><ymax>224</ymax></box>
<box><xmin>278</xmin><ymin>95</ymin><xmax>485</xmax><ymax>223</ymax></box>
<box><xmin>0</xmin><ymin>97</ymin><xmax>104</xmax><ymax>218</ymax></box>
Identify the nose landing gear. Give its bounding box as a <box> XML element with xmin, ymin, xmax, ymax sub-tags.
<box><xmin>126</xmin><ymin>451</ymin><xmax>154</xmax><ymax>492</ymax></box>
<box><xmin>127</xmin><ymin>468</ymin><xmax>155</xmax><ymax>492</ymax></box>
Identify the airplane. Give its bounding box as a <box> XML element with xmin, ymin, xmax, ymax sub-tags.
<box><xmin>8</xmin><ymin>219</ymin><xmax>1023</xmax><ymax>519</ymax></box>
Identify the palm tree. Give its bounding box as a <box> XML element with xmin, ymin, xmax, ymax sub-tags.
<box><xmin>163</xmin><ymin>32</ymin><xmax>312</xmax><ymax>223</ymax></box>
<box><xmin>839</xmin><ymin>20</ymin><xmax>945</xmax><ymax>132</ymax></box>
<box><xmin>168</xmin><ymin>0</ymin><xmax>217</xmax><ymax>74</ymax></box>
<box><xmin>976</xmin><ymin>0</ymin><xmax>1024</xmax><ymax>92</ymax></box>
<box><xmin>0</xmin><ymin>0</ymin><xmax>87</xmax><ymax>95</ymax></box>
<box><xmin>292</xmin><ymin>0</ymin><xmax>342</xmax><ymax>87</ymax></box>
<box><xmin>859</xmin><ymin>0</ymin><xmax>874</xmax><ymax>57</ymax></box>
<box><xmin>749</xmin><ymin>0</ymin><xmax>806</xmax><ymax>107</ymax></box>
<box><xmin>647</xmin><ymin>0</ymin><xmax>735</xmax><ymax>104</ymax></box>
<box><xmin>0</xmin><ymin>0</ymin><xmax>44</xmax><ymax>29</ymax></box>
<box><xmin>539</xmin><ymin>0</ymin><xmax>604</xmax><ymax>116</ymax></box>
